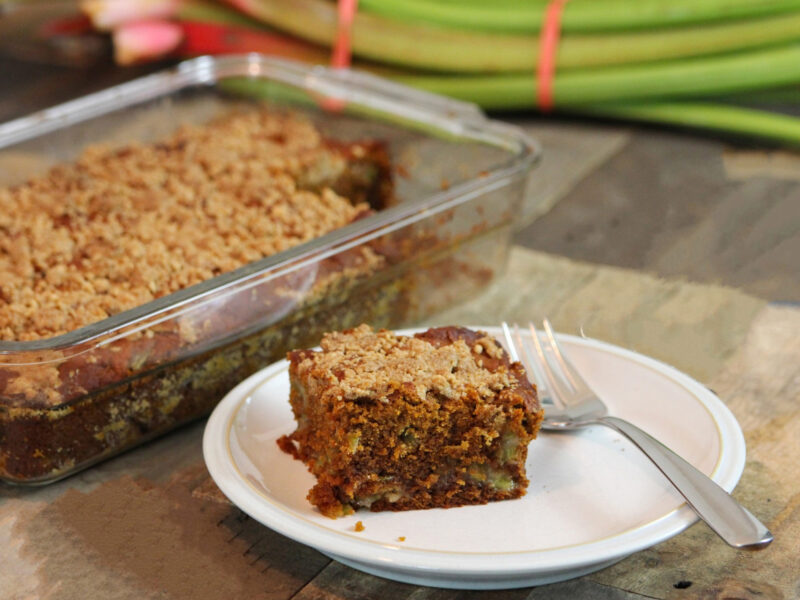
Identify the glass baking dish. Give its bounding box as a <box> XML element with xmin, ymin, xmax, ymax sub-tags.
<box><xmin>0</xmin><ymin>55</ymin><xmax>540</xmax><ymax>484</ymax></box>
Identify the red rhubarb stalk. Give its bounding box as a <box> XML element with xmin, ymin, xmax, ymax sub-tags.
<box><xmin>177</xmin><ymin>22</ymin><xmax>327</xmax><ymax>62</ymax></box>
<box><xmin>113</xmin><ymin>19</ymin><xmax>183</xmax><ymax>65</ymax></box>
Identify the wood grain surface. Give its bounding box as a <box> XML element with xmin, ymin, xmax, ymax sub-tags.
<box><xmin>1</xmin><ymin>53</ymin><xmax>799</xmax><ymax>600</ymax></box>
<box><xmin>514</xmin><ymin>128</ymin><xmax>800</xmax><ymax>302</ymax></box>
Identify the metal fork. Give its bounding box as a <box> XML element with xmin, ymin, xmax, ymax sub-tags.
<box><xmin>502</xmin><ymin>320</ymin><xmax>773</xmax><ymax>550</ymax></box>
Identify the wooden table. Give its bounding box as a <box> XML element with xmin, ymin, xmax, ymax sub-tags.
<box><xmin>1</xmin><ymin>55</ymin><xmax>799</xmax><ymax>600</ymax></box>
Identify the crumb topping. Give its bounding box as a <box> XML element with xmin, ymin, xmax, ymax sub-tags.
<box><xmin>296</xmin><ymin>324</ymin><xmax>514</xmax><ymax>402</ymax></box>
<box><xmin>0</xmin><ymin>110</ymin><xmax>369</xmax><ymax>341</ymax></box>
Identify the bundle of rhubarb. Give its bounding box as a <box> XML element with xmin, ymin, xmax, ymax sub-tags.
<box><xmin>78</xmin><ymin>0</ymin><xmax>800</xmax><ymax>145</ymax></box>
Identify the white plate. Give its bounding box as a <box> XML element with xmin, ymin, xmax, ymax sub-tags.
<box><xmin>203</xmin><ymin>327</ymin><xmax>745</xmax><ymax>589</ymax></box>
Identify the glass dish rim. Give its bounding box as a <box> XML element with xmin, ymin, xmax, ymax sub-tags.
<box><xmin>0</xmin><ymin>54</ymin><xmax>540</xmax><ymax>356</ymax></box>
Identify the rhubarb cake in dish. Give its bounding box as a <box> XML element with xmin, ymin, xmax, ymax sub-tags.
<box><xmin>278</xmin><ymin>325</ymin><xmax>544</xmax><ymax>517</ymax></box>
<box><xmin>0</xmin><ymin>95</ymin><xmax>513</xmax><ymax>485</ymax></box>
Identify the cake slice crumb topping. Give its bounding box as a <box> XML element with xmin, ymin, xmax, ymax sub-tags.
<box><xmin>295</xmin><ymin>324</ymin><xmax>514</xmax><ymax>402</ymax></box>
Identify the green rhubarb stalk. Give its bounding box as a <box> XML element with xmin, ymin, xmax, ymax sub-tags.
<box><xmin>720</xmin><ymin>86</ymin><xmax>800</xmax><ymax>105</ymax></box>
<box><xmin>218</xmin><ymin>63</ymin><xmax>800</xmax><ymax>147</ymax></box>
<box><xmin>557</xmin><ymin>13</ymin><xmax>800</xmax><ymax>70</ymax></box>
<box><xmin>173</xmin><ymin>1</ymin><xmax>800</xmax><ymax>146</ymax></box>
<box><xmin>224</xmin><ymin>0</ymin><xmax>800</xmax><ymax>72</ymax></box>
<box><xmin>394</xmin><ymin>44</ymin><xmax>800</xmax><ymax>107</ymax></box>
<box><xmin>358</xmin><ymin>0</ymin><xmax>800</xmax><ymax>33</ymax></box>
<box><xmin>222</xmin><ymin>74</ymin><xmax>800</xmax><ymax>147</ymax></box>
<box><xmin>583</xmin><ymin>102</ymin><xmax>800</xmax><ymax>147</ymax></box>
<box><xmin>178</xmin><ymin>0</ymin><xmax>267</xmax><ymax>29</ymax></box>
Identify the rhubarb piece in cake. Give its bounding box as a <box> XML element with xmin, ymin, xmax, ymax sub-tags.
<box><xmin>277</xmin><ymin>324</ymin><xmax>544</xmax><ymax>518</ymax></box>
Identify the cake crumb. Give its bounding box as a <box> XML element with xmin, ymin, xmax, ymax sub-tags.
<box><xmin>354</xmin><ymin>520</ymin><xmax>365</xmax><ymax>532</ymax></box>
<box><xmin>397</xmin><ymin>536</ymin><xmax>406</xmax><ymax>542</ymax></box>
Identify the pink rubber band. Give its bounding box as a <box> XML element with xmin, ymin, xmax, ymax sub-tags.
<box><xmin>537</xmin><ymin>0</ymin><xmax>569</xmax><ymax>112</ymax></box>
<box><xmin>331</xmin><ymin>0</ymin><xmax>358</xmax><ymax>68</ymax></box>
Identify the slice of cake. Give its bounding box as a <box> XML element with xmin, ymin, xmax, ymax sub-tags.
<box><xmin>277</xmin><ymin>324</ymin><xmax>544</xmax><ymax>518</ymax></box>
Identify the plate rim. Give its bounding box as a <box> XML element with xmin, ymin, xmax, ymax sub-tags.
<box><xmin>203</xmin><ymin>327</ymin><xmax>746</xmax><ymax>577</ymax></box>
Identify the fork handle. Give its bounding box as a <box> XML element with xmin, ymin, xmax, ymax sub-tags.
<box><xmin>598</xmin><ymin>416</ymin><xmax>773</xmax><ymax>549</ymax></box>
